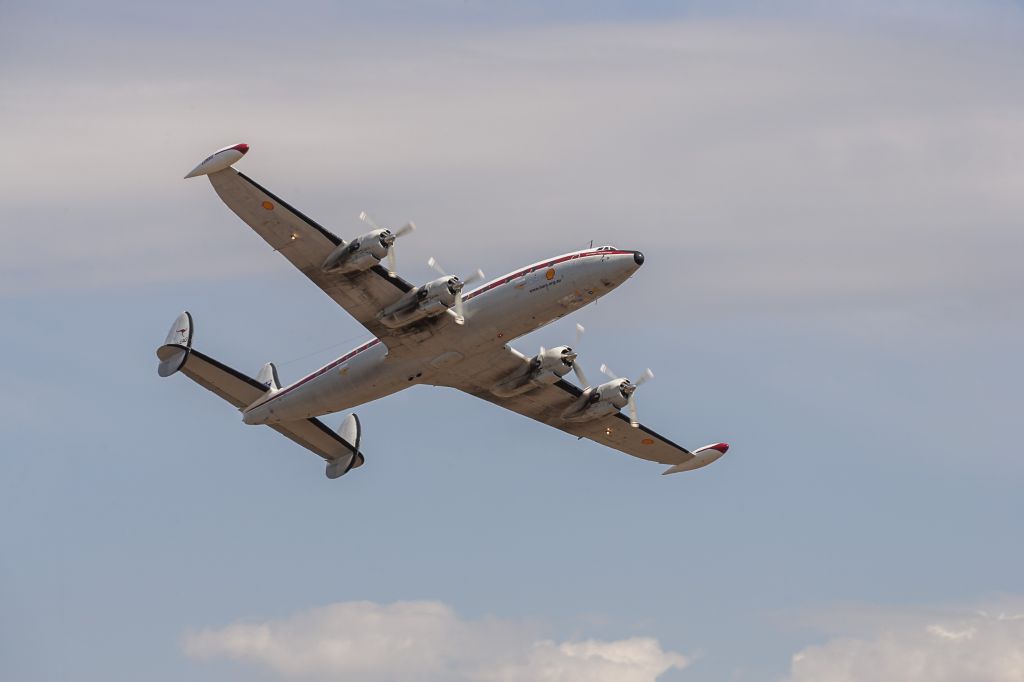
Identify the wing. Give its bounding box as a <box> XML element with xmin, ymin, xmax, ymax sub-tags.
<box><xmin>439</xmin><ymin>346</ymin><xmax>694</xmax><ymax>466</ymax></box>
<box><xmin>206</xmin><ymin>168</ymin><xmax>414</xmax><ymax>344</ymax></box>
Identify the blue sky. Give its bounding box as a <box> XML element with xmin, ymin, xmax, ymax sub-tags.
<box><xmin>2</xmin><ymin>1</ymin><xmax>1024</xmax><ymax>680</ymax></box>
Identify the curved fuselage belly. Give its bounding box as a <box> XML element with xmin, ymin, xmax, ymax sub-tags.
<box><xmin>244</xmin><ymin>251</ymin><xmax>639</xmax><ymax>424</ymax></box>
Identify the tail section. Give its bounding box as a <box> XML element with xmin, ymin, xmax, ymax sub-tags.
<box><xmin>156</xmin><ymin>312</ymin><xmax>364</xmax><ymax>479</ymax></box>
<box><xmin>156</xmin><ymin>311</ymin><xmax>267</xmax><ymax>409</ymax></box>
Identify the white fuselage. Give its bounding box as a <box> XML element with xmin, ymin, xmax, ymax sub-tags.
<box><xmin>242</xmin><ymin>248</ymin><xmax>643</xmax><ymax>424</ymax></box>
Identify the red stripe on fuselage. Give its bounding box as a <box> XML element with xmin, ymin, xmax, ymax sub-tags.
<box><xmin>246</xmin><ymin>338</ymin><xmax>382</xmax><ymax>409</ymax></box>
<box><xmin>463</xmin><ymin>250</ymin><xmax>632</xmax><ymax>302</ymax></box>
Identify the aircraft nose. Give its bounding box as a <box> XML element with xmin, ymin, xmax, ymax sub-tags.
<box><xmin>632</xmin><ymin>251</ymin><xmax>645</xmax><ymax>266</ymax></box>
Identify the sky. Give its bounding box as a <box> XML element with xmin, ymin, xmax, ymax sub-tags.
<box><xmin>2</xmin><ymin>1</ymin><xmax>1023</xmax><ymax>680</ymax></box>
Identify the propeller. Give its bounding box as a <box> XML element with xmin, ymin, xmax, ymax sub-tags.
<box><xmin>360</xmin><ymin>211</ymin><xmax>415</xmax><ymax>276</ymax></box>
<box><xmin>599</xmin><ymin>364</ymin><xmax>654</xmax><ymax>427</ymax></box>
<box><xmin>540</xmin><ymin>323</ymin><xmax>590</xmax><ymax>387</ymax></box>
<box><xmin>427</xmin><ymin>256</ymin><xmax>485</xmax><ymax>325</ymax></box>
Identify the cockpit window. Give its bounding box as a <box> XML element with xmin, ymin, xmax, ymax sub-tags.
<box><xmin>596</xmin><ymin>245</ymin><xmax>617</xmax><ymax>251</ymax></box>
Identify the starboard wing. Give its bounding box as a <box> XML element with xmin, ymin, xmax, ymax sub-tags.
<box><xmin>437</xmin><ymin>345</ymin><xmax>695</xmax><ymax>466</ymax></box>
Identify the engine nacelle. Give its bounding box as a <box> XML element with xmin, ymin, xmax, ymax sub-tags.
<box><xmin>561</xmin><ymin>378</ymin><xmax>632</xmax><ymax>423</ymax></box>
<box><xmin>376</xmin><ymin>276</ymin><xmax>459</xmax><ymax>328</ymax></box>
<box><xmin>491</xmin><ymin>346</ymin><xmax>575</xmax><ymax>397</ymax></box>
<box><xmin>533</xmin><ymin>346</ymin><xmax>575</xmax><ymax>377</ymax></box>
<box><xmin>322</xmin><ymin>229</ymin><xmax>391</xmax><ymax>274</ymax></box>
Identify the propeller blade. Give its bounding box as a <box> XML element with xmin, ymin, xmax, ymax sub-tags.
<box><xmin>427</xmin><ymin>256</ymin><xmax>446</xmax><ymax>276</ymax></box>
<box><xmin>574</xmin><ymin>323</ymin><xmax>585</xmax><ymax>346</ymax></box>
<box><xmin>382</xmin><ymin>223</ymin><xmax>413</xmax><ymax>276</ymax></box>
<box><xmin>572</xmin><ymin>361</ymin><xmax>591</xmax><ymax>389</ymax></box>
<box><xmin>626</xmin><ymin>370</ymin><xmax>652</xmax><ymax>427</ymax></box>
<box><xmin>463</xmin><ymin>268</ymin><xmax>485</xmax><ymax>286</ymax></box>
<box><xmin>387</xmin><ymin>246</ymin><xmax>397</xmax><ymax>276</ymax></box>
<box><xmin>628</xmin><ymin>394</ymin><xmax>639</xmax><ymax>427</ymax></box>
<box><xmin>358</xmin><ymin>211</ymin><xmax>382</xmax><ymax>231</ymax></box>
<box><xmin>453</xmin><ymin>292</ymin><xmax>466</xmax><ymax>325</ymax></box>
<box><xmin>539</xmin><ymin>345</ymin><xmax>546</xmax><ymax>356</ymax></box>
<box><xmin>599</xmin><ymin>363</ymin><xmax>619</xmax><ymax>380</ymax></box>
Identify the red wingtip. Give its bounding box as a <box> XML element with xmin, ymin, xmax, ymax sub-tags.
<box><xmin>713</xmin><ymin>442</ymin><xmax>729</xmax><ymax>453</ymax></box>
<box><xmin>231</xmin><ymin>143</ymin><xmax>250</xmax><ymax>154</ymax></box>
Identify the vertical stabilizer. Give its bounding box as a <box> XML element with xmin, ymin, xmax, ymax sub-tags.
<box><xmin>325</xmin><ymin>414</ymin><xmax>363</xmax><ymax>479</ymax></box>
<box><xmin>156</xmin><ymin>311</ymin><xmax>193</xmax><ymax>377</ymax></box>
<box><xmin>256</xmin><ymin>362</ymin><xmax>281</xmax><ymax>392</ymax></box>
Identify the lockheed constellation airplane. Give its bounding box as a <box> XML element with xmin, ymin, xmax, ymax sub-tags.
<box><xmin>157</xmin><ymin>143</ymin><xmax>728</xmax><ymax>479</ymax></box>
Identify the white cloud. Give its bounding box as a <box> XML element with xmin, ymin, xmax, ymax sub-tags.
<box><xmin>182</xmin><ymin>600</ymin><xmax>687</xmax><ymax>682</ymax></box>
<box><xmin>787</xmin><ymin>603</ymin><xmax>1024</xmax><ymax>682</ymax></box>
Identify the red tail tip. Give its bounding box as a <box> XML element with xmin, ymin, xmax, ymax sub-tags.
<box><xmin>712</xmin><ymin>442</ymin><xmax>729</xmax><ymax>453</ymax></box>
<box><xmin>231</xmin><ymin>143</ymin><xmax>249</xmax><ymax>154</ymax></box>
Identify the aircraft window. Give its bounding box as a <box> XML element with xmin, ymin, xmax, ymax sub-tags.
<box><xmin>596</xmin><ymin>245</ymin><xmax>617</xmax><ymax>251</ymax></box>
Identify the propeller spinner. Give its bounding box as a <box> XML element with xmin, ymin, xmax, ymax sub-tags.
<box><xmin>360</xmin><ymin>211</ymin><xmax>415</xmax><ymax>276</ymax></box>
<box><xmin>599</xmin><ymin>364</ymin><xmax>654</xmax><ymax>428</ymax></box>
<box><xmin>427</xmin><ymin>256</ymin><xmax>485</xmax><ymax>325</ymax></box>
<box><xmin>542</xmin><ymin>323</ymin><xmax>590</xmax><ymax>386</ymax></box>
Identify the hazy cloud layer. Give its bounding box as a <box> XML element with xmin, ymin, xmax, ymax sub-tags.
<box><xmin>788</xmin><ymin>602</ymin><xmax>1024</xmax><ymax>682</ymax></box>
<box><xmin>4</xmin><ymin>15</ymin><xmax>1022</xmax><ymax>325</ymax></box>
<box><xmin>182</xmin><ymin>600</ymin><xmax>687</xmax><ymax>681</ymax></box>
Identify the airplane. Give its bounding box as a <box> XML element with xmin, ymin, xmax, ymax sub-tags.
<box><xmin>157</xmin><ymin>143</ymin><xmax>729</xmax><ymax>480</ymax></box>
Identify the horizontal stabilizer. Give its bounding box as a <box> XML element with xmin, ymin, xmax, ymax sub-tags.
<box><xmin>269</xmin><ymin>417</ymin><xmax>363</xmax><ymax>468</ymax></box>
<box><xmin>155</xmin><ymin>311</ymin><xmax>364</xmax><ymax>474</ymax></box>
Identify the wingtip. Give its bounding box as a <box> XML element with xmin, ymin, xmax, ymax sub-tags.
<box><xmin>184</xmin><ymin>142</ymin><xmax>250</xmax><ymax>179</ymax></box>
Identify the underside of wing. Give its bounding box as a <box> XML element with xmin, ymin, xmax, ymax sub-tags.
<box><xmin>205</xmin><ymin>167</ymin><xmax>415</xmax><ymax>342</ymax></box>
<box><xmin>438</xmin><ymin>346</ymin><xmax>696</xmax><ymax>466</ymax></box>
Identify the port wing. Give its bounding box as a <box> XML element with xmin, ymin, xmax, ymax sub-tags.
<box><xmin>205</xmin><ymin>167</ymin><xmax>416</xmax><ymax>345</ymax></box>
